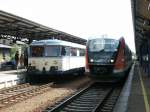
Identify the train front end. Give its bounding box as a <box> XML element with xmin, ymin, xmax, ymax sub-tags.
<box><xmin>27</xmin><ymin>45</ymin><xmax>63</xmax><ymax>77</ymax></box>
<box><xmin>85</xmin><ymin>38</ymin><xmax>124</xmax><ymax>81</ymax></box>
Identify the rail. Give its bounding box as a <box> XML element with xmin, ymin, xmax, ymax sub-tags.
<box><xmin>45</xmin><ymin>82</ymin><xmax>122</xmax><ymax>112</ymax></box>
<box><xmin>0</xmin><ymin>83</ymin><xmax>53</xmax><ymax>109</ymax></box>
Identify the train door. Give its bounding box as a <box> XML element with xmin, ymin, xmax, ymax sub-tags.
<box><xmin>61</xmin><ymin>46</ymin><xmax>70</xmax><ymax>71</ymax></box>
<box><xmin>66</xmin><ymin>47</ymin><xmax>70</xmax><ymax>70</ymax></box>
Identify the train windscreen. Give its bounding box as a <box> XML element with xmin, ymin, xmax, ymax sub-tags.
<box><xmin>30</xmin><ymin>46</ymin><xmax>44</xmax><ymax>57</ymax></box>
<box><xmin>30</xmin><ymin>46</ymin><xmax>60</xmax><ymax>57</ymax></box>
<box><xmin>88</xmin><ymin>38</ymin><xmax>119</xmax><ymax>52</ymax></box>
<box><xmin>45</xmin><ymin>46</ymin><xmax>60</xmax><ymax>57</ymax></box>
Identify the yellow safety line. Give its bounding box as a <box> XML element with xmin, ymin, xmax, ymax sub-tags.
<box><xmin>139</xmin><ymin>70</ymin><xmax>150</xmax><ymax>112</ymax></box>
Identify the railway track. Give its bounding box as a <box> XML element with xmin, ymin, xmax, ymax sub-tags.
<box><xmin>44</xmin><ymin>82</ymin><xmax>122</xmax><ymax>112</ymax></box>
<box><xmin>0</xmin><ymin>82</ymin><xmax>53</xmax><ymax>109</ymax></box>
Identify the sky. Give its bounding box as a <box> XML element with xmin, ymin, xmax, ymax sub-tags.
<box><xmin>0</xmin><ymin>0</ymin><xmax>135</xmax><ymax>52</ymax></box>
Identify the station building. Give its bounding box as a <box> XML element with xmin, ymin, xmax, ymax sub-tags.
<box><xmin>0</xmin><ymin>39</ymin><xmax>12</xmax><ymax>65</ymax></box>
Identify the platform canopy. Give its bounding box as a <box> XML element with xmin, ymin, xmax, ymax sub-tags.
<box><xmin>132</xmin><ymin>0</ymin><xmax>150</xmax><ymax>56</ymax></box>
<box><xmin>0</xmin><ymin>10</ymin><xmax>86</xmax><ymax>45</ymax></box>
<box><xmin>0</xmin><ymin>44</ymin><xmax>12</xmax><ymax>48</ymax></box>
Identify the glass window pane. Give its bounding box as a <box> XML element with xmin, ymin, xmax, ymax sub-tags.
<box><xmin>45</xmin><ymin>46</ymin><xmax>60</xmax><ymax>57</ymax></box>
<box><xmin>79</xmin><ymin>49</ymin><xmax>85</xmax><ymax>56</ymax></box>
<box><xmin>88</xmin><ymin>38</ymin><xmax>119</xmax><ymax>52</ymax></box>
<box><xmin>31</xmin><ymin>46</ymin><xmax>44</xmax><ymax>57</ymax></box>
<box><xmin>70</xmin><ymin>48</ymin><xmax>77</xmax><ymax>56</ymax></box>
<box><xmin>61</xmin><ymin>46</ymin><xmax>70</xmax><ymax>56</ymax></box>
<box><xmin>89</xmin><ymin>39</ymin><xmax>104</xmax><ymax>52</ymax></box>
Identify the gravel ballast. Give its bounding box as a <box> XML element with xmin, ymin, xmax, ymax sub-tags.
<box><xmin>0</xmin><ymin>76</ymin><xmax>90</xmax><ymax>112</ymax></box>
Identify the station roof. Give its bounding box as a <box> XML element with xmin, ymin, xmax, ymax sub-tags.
<box><xmin>0</xmin><ymin>44</ymin><xmax>12</xmax><ymax>48</ymax></box>
<box><xmin>0</xmin><ymin>10</ymin><xmax>86</xmax><ymax>45</ymax></box>
<box><xmin>132</xmin><ymin>0</ymin><xmax>150</xmax><ymax>56</ymax></box>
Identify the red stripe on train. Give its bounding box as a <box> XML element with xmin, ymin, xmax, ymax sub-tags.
<box><xmin>114</xmin><ymin>37</ymin><xmax>125</xmax><ymax>70</ymax></box>
<box><xmin>85</xmin><ymin>47</ymin><xmax>89</xmax><ymax>72</ymax></box>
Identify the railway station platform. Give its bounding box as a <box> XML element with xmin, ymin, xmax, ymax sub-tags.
<box><xmin>0</xmin><ymin>69</ymin><xmax>26</xmax><ymax>89</ymax></box>
<box><xmin>114</xmin><ymin>62</ymin><xmax>150</xmax><ymax>112</ymax></box>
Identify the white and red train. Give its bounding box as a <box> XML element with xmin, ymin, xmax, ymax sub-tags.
<box><xmin>85</xmin><ymin>37</ymin><xmax>133</xmax><ymax>81</ymax></box>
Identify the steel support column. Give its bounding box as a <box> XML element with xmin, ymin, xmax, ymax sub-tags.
<box><xmin>140</xmin><ymin>40</ymin><xmax>149</xmax><ymax>76</ymax></box>
<box><xmin>148</xmin><ymin>38</ymin><xmax>150</xmax><ymax>76</ymax></box>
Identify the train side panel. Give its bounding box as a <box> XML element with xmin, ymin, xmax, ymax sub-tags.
<box><xmin>69</xmin><ymin>57</ymin><xmax>85</xmax><ymax>70</ymax></box>
<box><xmin>28</xmin><ymin>56</ymin><xmax>85</xmax><ymax>75</ymax></box>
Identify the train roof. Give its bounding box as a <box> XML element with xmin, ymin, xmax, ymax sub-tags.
<box><xmin>30</xmin><ymin>39</ymin><xmax>86</xmax><ymax>49</ymax></box>
<box><xmin>88</xmin><ymin>37</ymin><xmax>118</xmax><ymax>41</ymax></box>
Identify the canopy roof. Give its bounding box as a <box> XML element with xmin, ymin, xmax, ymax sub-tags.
<box><xmin>132</xmin><ymin>0</ymin><xmax>150</xmax><ymax>55</ymax></box>
<box><xmin>0</xmin><ymin>44</ymin><xmax>12</xmax><ymax>48</ymax></box>
<box><xmin>0</xmin><ymin>10</ymin><xmax>86</xmax><ymax>45</ymax></box>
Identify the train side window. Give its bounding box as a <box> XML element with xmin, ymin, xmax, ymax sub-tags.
<box><xmin>61</xmin><ymin>46</ymin><xmax>70</xmax><ymax>56</ymax></box>
<box><xmin>66</xmin><ymin>47</ymin><xmax>70</xmax><ymax>56</ymax></box>
<box><xmin>61</xmin><ymin>46</ymin><xmax>66</xmax><ymax>56</ymax></box>
<box><xmin>70</xmin><ymin>48</ymin><xmax>77</xmax><ymax>56</ymax></box>
<box><xmin>79</xmin><ymin>49</ymin><xmax>85</xmax><ymax>56</ymax></box>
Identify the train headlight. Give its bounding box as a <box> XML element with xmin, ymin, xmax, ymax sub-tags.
<box><xmin>110</xmin><ymin>59</ymin><xmax>114</xmax><ymax>63</ymax></box>
<box><xmin>90</xmin><ymin>59</ymin><xmax>94</xmax><ymax>62</ymax></box>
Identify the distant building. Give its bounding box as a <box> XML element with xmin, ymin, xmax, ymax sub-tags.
<box><xmin>0</xmin><ymin>39</ymin><xmax>12</xmax><ymax>66</ymax></box>
<box><xmin>0</xmin><ymin>39</ymin><xmax>27</xmax><ymax>66</ymax></box>
<box><xmin>0</xmin><ymin>44</ymin><xmax>12</xmax><ymax>63</ymax></box>
<box><xmin>0</xmin><ymin>39</ymin><xmax>12</xmax><ymax>46</ymax></box>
